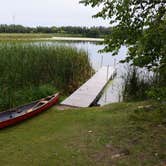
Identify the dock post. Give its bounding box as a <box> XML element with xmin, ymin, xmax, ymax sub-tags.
<box><xmin>100</xmin><ymin>55</ymin><xmax>103</xmax><ymax>68</ymax></box>
<box><xmin>114</xmin><ymin>58</ymin><xmax>116</xmax><ymax>68</ymax></box>
<box><xmin>106</xmin><ymin>65</ymin><xmax>109</xmax><ymax>81</ymax></box>
<box><xmin>61</xmin><ymin>66</ymin><xmax>116</xmax><ymax>108</ymax></box>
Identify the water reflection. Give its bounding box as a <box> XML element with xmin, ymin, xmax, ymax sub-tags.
<box><xmin>36</xmin><ymin>41</ymin><xmax>128</xmax><ymax>105</ymax></box>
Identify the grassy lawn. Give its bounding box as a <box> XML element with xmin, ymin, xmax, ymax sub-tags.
<box><xmin>0</xmin><ymin>101</ymin><xmax>165</xmax><ymax>166</ymax></box>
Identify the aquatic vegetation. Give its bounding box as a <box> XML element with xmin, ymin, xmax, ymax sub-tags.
<box><xmin>0</xmin><ymin>42</ymin><xmax>93</xmax><ymax>111</ymax></box>
<box><xmin>122</xmin><ymin>66</ymin><xmax>165</xmax><ymax>101</ymax></box>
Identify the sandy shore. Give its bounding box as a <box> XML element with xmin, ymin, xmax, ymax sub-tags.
<box><xmin>39</xmin><ymin>37</ymin><xmax>104</xmax><ymax>42</ymax></box>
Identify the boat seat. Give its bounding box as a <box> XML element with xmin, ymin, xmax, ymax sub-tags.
<box><xmin>40</xmin><ymin>100</ymin><xmax>48</xmax><ymax>104</ymax></box>
<box><xmin>26</xmin><ymin>100</ymin><xmax>49</xmax><ymax>113</ymax></box>
<box><xmin>27</xmin><ymin>109</ymin><xmax>33</xmax><ymax>113</ymax></box>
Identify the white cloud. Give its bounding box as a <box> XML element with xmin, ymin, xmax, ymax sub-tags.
<box><xmin>0</xmin><ymin>0</ymin><xmax>109</xmax><ymax>27</ymax></box>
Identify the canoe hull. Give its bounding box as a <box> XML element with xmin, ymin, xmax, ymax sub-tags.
<box><xmin>0</xmin><ymin>94</ymin><xmax>59</xmax><ymax>129</ymax></box>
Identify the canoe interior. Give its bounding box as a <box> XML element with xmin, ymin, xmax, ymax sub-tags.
<box><xmin>0</xmin><ymin>94</ymin><xmax>57</xmax><ymax>123</ymax></box>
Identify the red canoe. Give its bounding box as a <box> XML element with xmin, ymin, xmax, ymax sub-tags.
<box><xmin>0</xmin><ymin>93</ymin><xmax>59</xmax><ymax>129</ymax></box>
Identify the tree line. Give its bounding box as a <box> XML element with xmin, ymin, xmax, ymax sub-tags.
<box><xmin>0</xmin><ymin>24</ymin><xmax>111</xmax><ymax>38</ymax></box>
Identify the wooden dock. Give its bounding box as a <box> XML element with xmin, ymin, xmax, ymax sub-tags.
<box><xmin>61</xmin><ymin>66</ymin><xmax>116</xmax><ymax>108</ymax></box>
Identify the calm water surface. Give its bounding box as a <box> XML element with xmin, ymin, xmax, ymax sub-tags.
<box><xmin>39</xmin><ymin>41</ymin><xmax>128</xmax><ymax>105</ymax></box>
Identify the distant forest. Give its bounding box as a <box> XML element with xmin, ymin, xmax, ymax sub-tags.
<box><xmin>0</xmin><ymin>24</ymin><xmax>111</xmax><ymax>38</ymax></box>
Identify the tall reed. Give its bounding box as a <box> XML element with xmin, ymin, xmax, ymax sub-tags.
<box><xmin>122</xmin><ymin>66</ymin><xmax>156</xmax><ymax>101</ymax></box>
<box><xmin>0</xmin><ymin>42</ymin><xmax>93</xmax><ymax>111</ymax></box>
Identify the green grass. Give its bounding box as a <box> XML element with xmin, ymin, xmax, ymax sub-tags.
<box><xmin>0</xmin><ymin>42</ymin><xmax>93</xmax><ymax>111</ymax></box>
<box><xmin>122</xmin><ymin>66</ymin><xmax>166</xmax><ymax>102</ymax></box>
<box><xmin>0</xmin><ymin>101</ymin><xmax>165</xmax><ymax>166</ymax></box>
<box><xmin>0</xmin><ymin>33</ymin><xmax>83</xmax><ymax>41</ymax></box>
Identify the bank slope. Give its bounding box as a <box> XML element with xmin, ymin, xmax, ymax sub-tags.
<box><xmin>0</xmin><ymin>101</ymin><xmax>165</xmax><ymax>166</ymax></box>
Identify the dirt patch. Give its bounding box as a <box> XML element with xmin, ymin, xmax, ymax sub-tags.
<box><xmin>54</xmin><ymin>104</ymin><xmax>78</xmax><ymax>110</ymax></box>
<box><xmin>91</xmin><ymin>143</ymin><xmax>130</xmax><ymax>163</ymax></box>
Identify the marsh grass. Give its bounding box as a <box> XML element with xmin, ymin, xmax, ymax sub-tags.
<box><xmin>0</xmin><ymin>33</ymin><xmax>83</xmax><ymax>41</ymax></box>
<box><xmin>122</xmin><ymin>66</ymin><xmax>157</xmax><ymax>101</ymax></box>
<box><xmin>0</xmin><ymin>42</ymin><xmax>93</xmax><ymax>111</ymax></box>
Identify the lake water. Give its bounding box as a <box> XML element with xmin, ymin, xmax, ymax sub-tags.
<box><xmin>39</xmin><ymin>41</ymin><xmax>128</xmax><ymax>105</ymax></box>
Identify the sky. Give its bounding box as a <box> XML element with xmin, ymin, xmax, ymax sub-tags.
<box><xmin>0</xmin><ymin>0</ymin><xmax>109</xmax><ymax>27</ymax></box>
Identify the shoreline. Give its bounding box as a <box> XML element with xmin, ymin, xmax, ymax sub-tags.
<box><xmin>38</xmin><ymin>37</ymin><xmax>104</xmax><ymax>42</ymax></box>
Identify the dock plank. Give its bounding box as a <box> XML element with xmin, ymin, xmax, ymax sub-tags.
<box><xmin>61</xmin><ymin>66</ymin><xmax>116</xmax><ymax>108</ymax></box>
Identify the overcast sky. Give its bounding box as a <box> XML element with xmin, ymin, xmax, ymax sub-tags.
<box><xmin>0</xmin><ymin>0</ymin><xmax>109</xmax><ymax>27</ymax></box>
